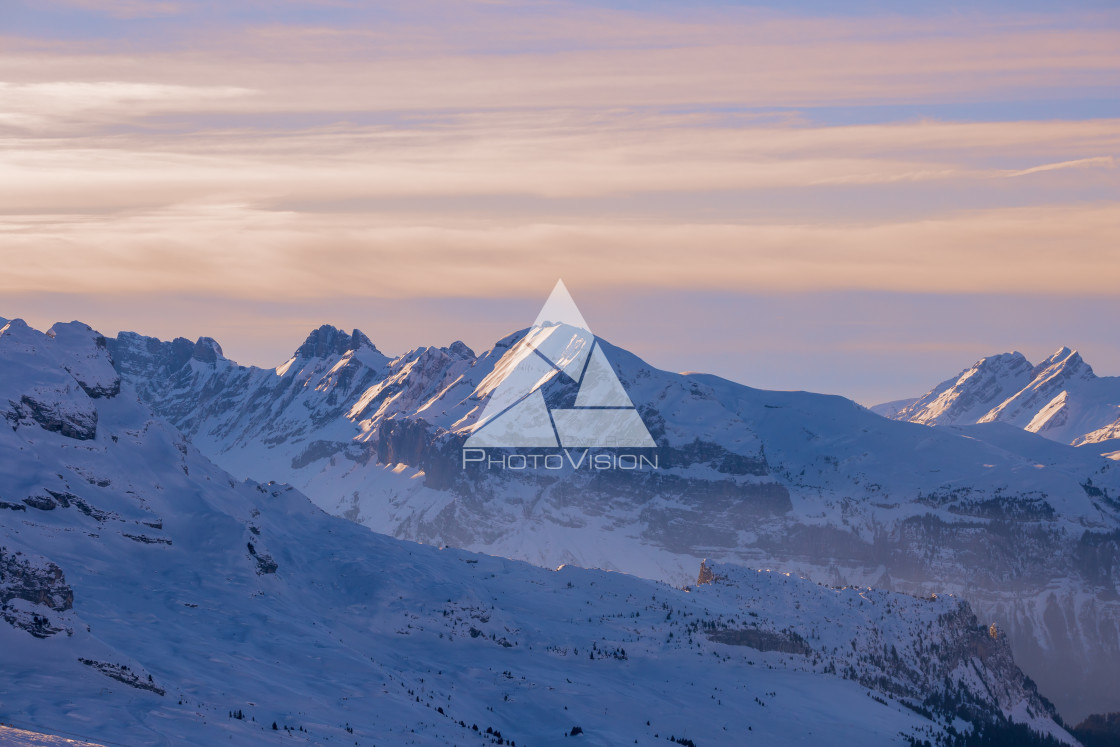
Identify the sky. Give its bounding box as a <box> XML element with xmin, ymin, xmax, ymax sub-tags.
<box><xmin>1</xmin><ymin>0</ymin><xmax>1118</xmax><ymax>404</ymax></box>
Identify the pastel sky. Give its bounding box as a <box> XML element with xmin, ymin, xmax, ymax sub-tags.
<box><xmin>1</xmin><ymin>0</ymin><xmax>1118</xmax><ymax>404</ymax></box>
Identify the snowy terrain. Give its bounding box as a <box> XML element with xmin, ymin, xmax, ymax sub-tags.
<box><xmin>868</xmin><ymin>398</ymin><xmax>918</xmax><ymax>419</ymax></box>
<box><xmin>881</xmin><ymin>347</ymin><xmax>1120</xmax><ymax>454</ymax></box>
<box><xmin>0</xmin><ymin>318</ymin><xmax>1077</xmax><ymax>745</ymax></box>
<box><xmin>98</xmin><ymin>322</ymin><xmax>1120</xmax><ymax>723</ymax></box>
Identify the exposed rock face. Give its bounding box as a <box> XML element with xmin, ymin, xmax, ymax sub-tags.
<box><xmin>0</xmin><ymin>549</ymin><xmax>73</xmax><ymax>611</ymax></box>
<box><xmin>105</xmin><ymin>324</ymin><xmax>392</xmax><ymax>443</ymax></box>
<box><xmin>693</xmin><ymin>562</ymin><xmax>1066</xmax><ymax>738</ymax></box>
<box><xmin>1</xmin><ymin>319</ymin><xmax>119</xmax><ymax>441</ymax></box>
<box><xmin>190</xmin><ymin>337</ymin><xmax>224</xmax><ymax>364</ymax></box>
<box><xmin>22</xmin><ymin>494</ymin><xmax>58</xmax><ymax>511</ymax></box>
<box><xmin>79</xmin><ymin>658</ymin><xmax>166</xmax><ymax>696</ymax></box>
<box><xmin>109</xmin><ymin>331</ymin><xmax>196</xmax><ymax>388</ymax></box>
<box><xmin>705</xmin><ymin>627</ymin><xmax>813</xmax><ymax>655</ymax></box>
<box><xmin>295</xmin><ymin>325</ymin><xmax>377</xmax><ymax>360</ymax></box>
<box><xmin>0</xmin><ymin>548</ymin><xmax>73</xmax><ymax>638</ymax></box>
<box><xmin>246</xmin><ymin>540</ymin><xmax>277</xmax><ymax>574</ymax></box>
<box><xmin>47</xmin><ymin>322</ymin><xmax>121</xmax><ymax>399</ymax></box>
<box><xmin>17</xmin><ymin>388</ymin><xmax>98</xmax><ymax>440</ymax></box>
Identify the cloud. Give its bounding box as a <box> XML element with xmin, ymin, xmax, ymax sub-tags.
<box><xmin>0</xmin><ymin>81</ymin><xmax>256</xmax><ymax>133</ymax></box>
<box><xmin>1</xmin><ymin>201</ymin><xmax>1117</xmax><ymax>301</ymax></box>
<box><xmin>1008</xmin><ymin>155</ymin><xmax>1116</xmax><ymax>177</ymax></box>
<box><xmin>45</xmin><ymin>0</ymin><xmax>184</xmax><ymax>18</ymax></box>
<box><xmin>0</xmin><ymin>113</ymin><xmax>1115</xmax><ymax>224</ymax></box>
<box><xmin>0</xmin><ymin>2</ymin><xmax>1117</xmax><ymax>307</ymax></box>
<box><xmin>2</xmin><ymin>5</ymin><xmax>1118</xmax><ymax>117</ymax></box>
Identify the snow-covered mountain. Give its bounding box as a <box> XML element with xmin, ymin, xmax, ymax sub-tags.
<box><xmin>869</xmin><ymin>398</ymin><xmax>918</xmax><ymax>419</ymax></box>
<box><xmin>883</xmin><ymin>347</ymin><xmax>1120</xmax><ymax>455</ymax></box>
<box><xmin>0</xmin><ymin>319</ymin><xmax>1075</xmax><ymax>746</ymax></box>
<box><xmin>100</xmin><ymin>322</ymin><xmax>1120</xmax><ymax>724</ymax></box>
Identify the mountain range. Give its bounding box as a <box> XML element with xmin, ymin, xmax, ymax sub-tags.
<box><xmin>874</xmin><ymin>347</ymin><xmax>1120</xmax><ymax>457</ymax></box>
<box><xmin>0</xmin><ymin>317</ymin><xmax>1083</xmax><ymax>745</ymax></box>
<box><xmin>71</xmin><ymin>319</ymin><xmax>1120</xmax><ymax>725</ymax></box>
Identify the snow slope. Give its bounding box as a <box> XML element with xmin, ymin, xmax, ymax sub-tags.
<box><xmin>868</xmin><ymin>398</ymin><xmax>918</xmax><ymax>419</ymax></box>
<box><xmin>104</xmin><ymin>323</ymin><xmax>1120</xmax><ymax>723</ymax></box>
<box><xmin>0</xmin><ymin>319</ymin><xmax>1075</xmax><ymax>746</ymax></box>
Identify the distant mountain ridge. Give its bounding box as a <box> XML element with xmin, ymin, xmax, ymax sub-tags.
<box><xmin>880</xmin><ymin>347</ymin><xmax>1120</xmax><ymax>454</ymax></box>
<box><xmin>93</xmin><ymin>320</ymin><xmax>1120</xmax><ymax>723</ymax></box>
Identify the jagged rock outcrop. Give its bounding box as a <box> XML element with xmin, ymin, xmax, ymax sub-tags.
<box><xmin>295</xmin><ymin>325</ymin><xmax>376</xmax><ymax>360</ymax></box>
<box><xmin>17</xmin><ymin>387</ymin><xmax>98</xmax><ymax>440</ymax></box>
<box><xmin>0</xmin><ymin>548</ymin><xmax>73</xmax><ymax>611</ymax></box>
<box><xmin>47</xmin><ymin>322</ymin><xmax>121</xmax><ymax>399</ymax></box>
<box><xmin>1</xmin><ymin>319</ymin><xmax>112</xmax><ymax>441</ymax></box>
<box><xmin>0</xmin><ymin>547</ymin><xmax>73</xmax><ymax>638</ymax></box>
<box><xmin>190</xmin><ymin>336</ymin><xmax>224</xmax><ymax>364</ymax></box>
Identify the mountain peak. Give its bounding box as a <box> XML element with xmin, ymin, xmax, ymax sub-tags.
<box><xmin>1033</xmin><ymin>346</ymin><xmax>1092</xmax><ymax>379</ymax></box>
<box><xmin>988</xmin><ymin>351</ymin><xmax>1029</xmax><ymax>365</ymax></box>
<box><xmin>46</xmin><ymin>320</ymin><xmax>97</xmax><ymax>338</ymax></box>
<box><xmin>295</xmin><ymin>325</ymin><xmax>378</xmax><ymax>359</ymax></box>
<box><xmin>0</xmin><ymin>317</ymin><xmax>32</xmax><ymax>338</ymax></box>
<box><xmin>961</xmin><ymin>351</ymin><xmax>1031</xmax><ymax>378</ymax></box>
<box><xmin>888</xmin><ymin>345</ymin><xmax>1115</xmax><ymax>447</ymax></box>
<box><xmin>191</xmin><ymin>337</ymin><xmax>224</xmax><ymax>363</ymax></box>
<box><xmin>892</xmin><ymin>349</ymin><xmax>1036</xmax><ymax>426</ymax></box>
<box><xmin>1050</xmin><ymin>345</ymin><xmax>1074</xmax><ymax>359</ymax></box>
<box><xmin>446</xmin><ymin>340</ymin><xmax>476</xmax><ymax>360</ymax></box>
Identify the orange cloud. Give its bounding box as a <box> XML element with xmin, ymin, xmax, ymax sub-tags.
<box><xmin>2</xmin><ymin>201</ymin><xmax>1117</xmax><ymax>299</ymax></box>
<box><xmin>0</xmin><ymin>3</ymin><xmax>1117</xmax><ymax>305</ymax></box>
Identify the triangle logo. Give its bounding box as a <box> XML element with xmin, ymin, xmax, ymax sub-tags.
<box><xmin>465</xmin><ymin>280</ymin><xmax>656</xmax><ymax>449</ymax></box>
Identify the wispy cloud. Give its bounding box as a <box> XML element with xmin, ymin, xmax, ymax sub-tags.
<box><xmin>45</xmin><ymin>0</ymin><xmax>185</xmax><ymax>19</ymax></box>
<box><xmin>3</xmin><ymin>5</ymin><xmax>1119</xmax><ymax>113</ymax></box>
<box><xmin>1008</xmin><ymin>155</ymin><xmax>1115</xmax><ymax>177</ymax></box>
<box><xmin>0</xmin><ymin>81</ymin><xmax>255</xmax><ymax>131</ymax></box>
<box><xmin>2</xmin><ymin>201</ymin><xmax>1117</xmax><ymax>300</ymax></box>
<box><xmin>1</xmin><ymin>115</ymin><xmax>1115</xmax><ymax>214</ymax></box>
